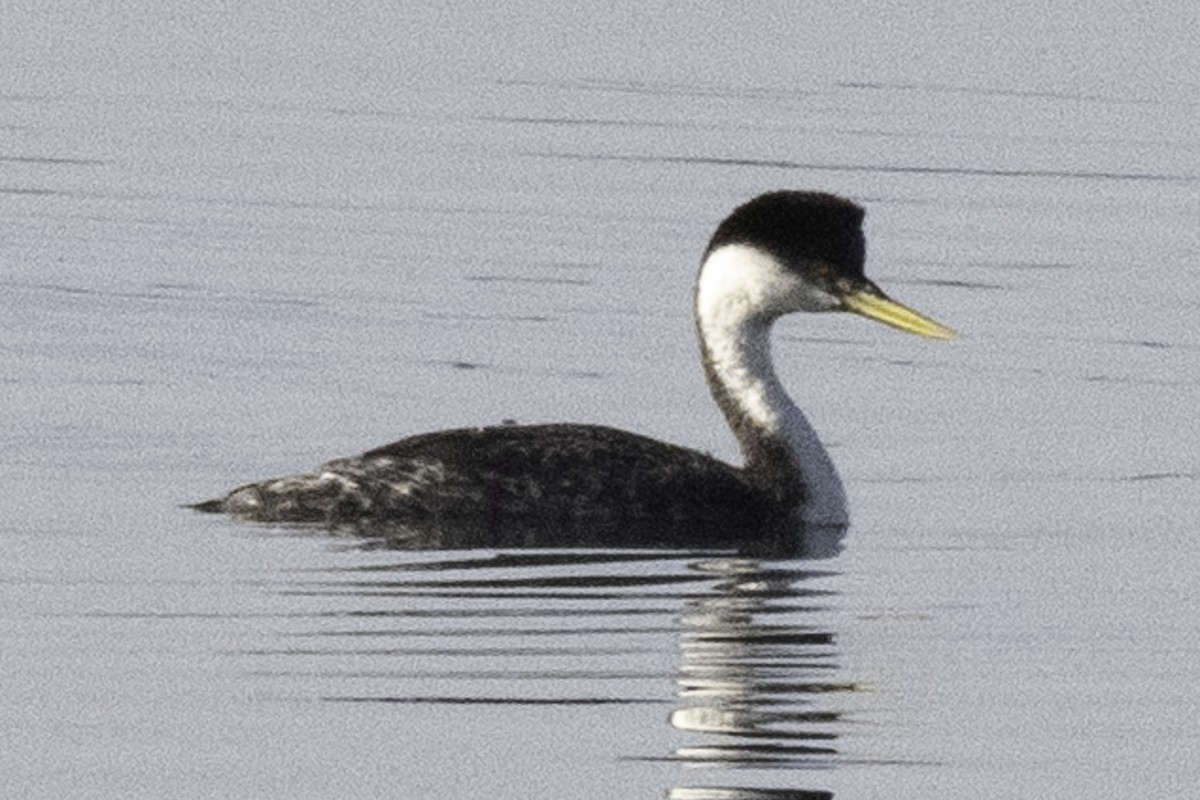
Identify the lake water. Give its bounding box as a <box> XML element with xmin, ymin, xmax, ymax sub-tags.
<box><xmin>3</xmin><ymin>3</ymin><xmax>1199</xmax><ymax>798</ymax></box>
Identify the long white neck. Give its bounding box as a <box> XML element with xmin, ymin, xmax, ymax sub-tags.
<box><xmin>694</xmin><ymin>245</ymin><xmax>849</xmax><ymax>527</ymax></box>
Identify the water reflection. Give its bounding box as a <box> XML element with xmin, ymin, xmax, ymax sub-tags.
<box><xmin>283</xmin><ymin>512</ymin><xmax>846</xmax><ymax>558</ymax></box>
<box><xmin>671</xmin><ymin>558</ymin><xmax>849</xmax><ymax>770</ymax></box>
<box><xmin>668</xmin><ymin>788</ymin><xmax>832</xmax><ymax>800</ymax></box>
<box><xmin>241</xmin><ymin>526</ymin><xmax>847</xmax><ymax>797</ymax></box>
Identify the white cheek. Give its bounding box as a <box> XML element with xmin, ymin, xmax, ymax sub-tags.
<box><xmin>696</xmin><ymin>244</ymin><xmax>838</xmax><ymax>321</ymax></box>
<box><xmin>696</xmin><ymin>244</ymin><xmax>785</xmax><ymax>323</ymax></box>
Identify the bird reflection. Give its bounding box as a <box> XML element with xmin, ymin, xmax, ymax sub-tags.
<box><xmin>237</xmin><ymin>522</ymin><xmax>848</xmax><ymax>798</ymax></box>
<box><xmin>668</xmin><ymin>787</ymin><xmax>833</xmax><ymax>800</ymax></box>
<box><xmin>669</xmin><ymin>554</ymin><xmax>852</xmax><ymax>778</ymax></box>
<box><xmin>278</xmin><ymin>513</ymin><xmax>840</xmax><ymax>557</ymax></box>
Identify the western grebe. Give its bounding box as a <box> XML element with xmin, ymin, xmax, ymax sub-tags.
<box><xmin>193</xmin><ymin>191</ymin><xmax>954</xmax><ymax>544</ymax></box>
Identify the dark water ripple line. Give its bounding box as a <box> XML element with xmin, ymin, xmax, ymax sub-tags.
<box><xmin>678</xmin><ymin>661</ymin><xmax>842</xmax><ymax>676</ymax></box>
<box><xmin>0</xmin><ymin>277</ymin><xmax>324</xmax><ymax>309</ymax></box>
<box><xmin>326</xmin><ymin>695</ymin><xmax>668</xmax><ymax>706</ymax></box>
<box><xmin>269</xmin><ymin>606</ymin><xmax>688</xmax><ymax>618</ymax></box>
<box><xmin>677</xmin><ymin>686</ymin><xmax>849</xmax><ymax>704</ymax></box>
<box><xmin>668</xmin><ymin>787</ymin><xmax>835</xmax><ymax>800</ymax></box>
<box><xmin>273</xmin><ymin>569</ymin><xmax>838</xmax><ymax>592</ymax></box>
<box><xmin>1112</xmin><ymin>471</ymin><xmax>1197</xmax><ymax>483</ymax></box>
<box><xmin>682</xmin><ymin>630</ymin><xmax>834</xmax><ymax>646</ymax></box>
<box><xmin>287</xmin><ymin>562</ymin><xmax>837</xmax><ymax>585</ymax></box>
<box><xmin>234</xmin><ymin>645</ymin><xmax>656</xmax><ymax>658</ymax></box>
<box><xmin>78</xmin><ymin>605</ymin><xmax>793</xmax><ymax>620</ymax></box>
<box><xmin>839</xmin><ymin>78</ymin><xmax>1188</xmax><ymax>107</ymax></box>
<box><xmin>271</xmin><ymin>579</ymin><xmax>837</xmax><ymax>599</ymax></box>
<box><xmin>345</xmin><ymin>563</ymin><xmax>832</xmax><ymax>585</ymax></box>
<box><xmin>833</xmin><ymin>349</ymin><xmax>1198</xmax><ymax>391</ymax></box>
<box><xmin>279</xmin><ymin>632</ymin><xmax>836</xmax><ymax>652</ymax></box>
<box><xmin>274</xmin><ymin>589</ymin><xmax>830</xmax><ymax>602</ymax></box>
<box><xmin>64</xmin><ymin>606</ymin><xmax>733</xmax><ymax>622</ymax></box>
<box><xmin>465</xmin><ymin>274</ymin><xmax>593</xmax><ymax>286</ymax></box>
<box><xmin>679</xmin><ymin>726</ymin><xmax>841</xmax><ymax>743</ymax></box>
<box><xmin>499</xmin><ymin>73</ymin><xmax>1184</xmax><ymax>110</ymax></box>
<box><xmin>282</xmin><ymin>624</ymin><xmax>683</xmax><ymax>638</ymax></box>
<box><xmin>1081</xmin><ymin>372</ymin><xmax>1199</xmax><ymax>389</ymax></box>
<box><xmin>862</xmin><ymin>471</ymin><xmax>1198</xmax><ymax>488</ymax></box>
<box><xmin>249</xmin><ymin>668</ymin><xmax>673</xmax><ymax>680</ymax></box>
<box><xmin>904</xmin><ymin>277</ymin><xmax>1008</xmax><ymax>291</ymax></box>
<box><xmin>0</xmin><ymin>154</ymin><xmax>104</xmax><ymax>165</ymax></box>
<box><xmin>480</xmin><ymin>114</ymin><xmax>707</xmax><ymax>131</ymax></box>
<box><xmin>962</xmin><ymin>331</ymin><xmax>1200</xmax><ymax>356</ymax></box>
<box><xmin>423</xmin><ymin>358</ymin><xmax>606</xmax><ymax>380</ymax></box>
<box><xmin>249</xmin><ymin>645</ymin><xmax>840</xmax><ymax>668</ymax></box>
<box><xmin>679</xmin><ymin>661</ymin><xmax>842</xmax><ymax>676</ymax></box>
<box><xmin>421</xmin><ymin>310</ymin><xmax>553</xmax><ymax>324</ymax></box>
<box><xmin>1106</xmin><ymin>337</ymin><xmax>1200</xmax><ymax>353</ymax></box>
<box><xmin>301</xmin><ymin>550</ymin><xmax>712</xmax><ymax>574</ymax></box>
<box><xmin>492</xmin><ymin>76</ymin><xmax>824</xmax><ymax>102</ymax></box>
<box><xmin>489</xmin><ymin>109</ymin><xmax>1190</xmax><ymax>152</ymax></box>
<box><xmin>534</xmin><ymin>151</ymin><xmax>1198</xmax><ymax>183</ymax></box>
<box><xmin>929</xmin><ymin>259</ymin><xmax>1075</xmax><ymax>272</ymax></box>
<box><xmin>287</xmin><ymin>572</ymin><xmax>722</xmax><ymax>591</ymax></box>
<box><xmin>4</xmin><ymin>182</ymin><xmax>660</xmax><ymax>220</ymax></box>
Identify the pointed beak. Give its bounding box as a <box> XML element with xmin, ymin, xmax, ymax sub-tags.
<box><xmin>840</xmin><ymin>282</ymin><xmax>957</xmax><ymax>340</ymax></box>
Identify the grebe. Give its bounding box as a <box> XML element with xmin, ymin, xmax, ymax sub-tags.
<box><xmin>193</xmin><ymin>191</ymin><xmax>954</xmax><ymax>543</ymax></box>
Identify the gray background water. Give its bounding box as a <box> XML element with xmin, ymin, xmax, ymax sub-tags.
<box><xmin>3</xmin><ymin>3</ymin><xmax>1198</xmax><ymax>798</ymax></box>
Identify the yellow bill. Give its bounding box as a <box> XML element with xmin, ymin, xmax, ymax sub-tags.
<box><xmin>841</xmin><ymin>286</ymin><xmax>957</xmax><ymax>340</ymax></box>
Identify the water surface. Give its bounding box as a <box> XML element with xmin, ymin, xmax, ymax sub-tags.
<box><xmin>3</xmin><ymin>3</ymin><xmax>1199</xmax><ymax>798</ymax></box>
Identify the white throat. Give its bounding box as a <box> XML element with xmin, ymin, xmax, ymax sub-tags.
<box><xmin>695</xmin><ymin>244</ymin><xmax>849</xmax><ymax>527</ymax></box>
